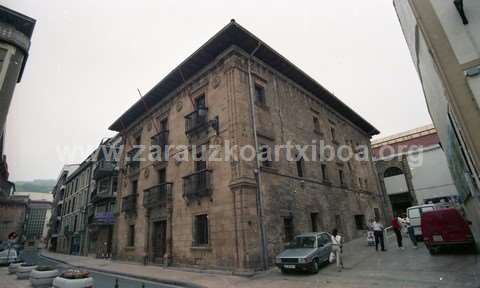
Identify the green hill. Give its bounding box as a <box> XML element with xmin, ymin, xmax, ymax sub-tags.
<box><xmin>14</xmin><ymin>179</ymin><xmax>56</xmax><ymax>193</ymax></box>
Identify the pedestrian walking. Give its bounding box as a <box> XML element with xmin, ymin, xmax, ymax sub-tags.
<box><xmin>372</xmin><ymin>217</ymin><xmax>386</xmax><ymax>251</ymax></box>
<box><xmin>405</xmin><ymin>216</ymin><xmax>418</xmax><ymax>248</ymax></box>
<box><xmin>391</xmin><ymin>215</ymin><xmax>403</xmax><ymax>249</ymax></box>
<box><xmin>367</xmin><ymin>218</ymin><xmax>375</xmax><ymax>246</ymax></box>
<box><xmin>331</xmin><ymin>229</ymin><xmax>344</xmax><ymax>272</ymax></box>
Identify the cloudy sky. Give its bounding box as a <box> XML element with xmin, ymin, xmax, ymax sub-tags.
<box><xmin>3</xmin><ymin>0</ymin><xmax>431</xmax><ymax>181</ymax></box>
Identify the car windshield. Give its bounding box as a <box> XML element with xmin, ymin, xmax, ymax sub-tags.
<box><xmin>292</xmin><ymin>236</ymin><xmax>316</xmax><ymax>248</ymax></box>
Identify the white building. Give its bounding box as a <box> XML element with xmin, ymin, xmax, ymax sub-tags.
<box><xmin>373</xmin><ymin>125</ymin><xmax>458</xmax><ymax>214</ymax></box>
<box><xmin>394</xmin><ymin>0</ymin><xmax>480</xmax><ymax>249</ymax></box>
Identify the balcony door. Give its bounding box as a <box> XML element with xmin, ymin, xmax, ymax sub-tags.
<box><xmin>152</xmin><ymin>220</ymin><xmax>167</xmax><ymax>263</ymax></box>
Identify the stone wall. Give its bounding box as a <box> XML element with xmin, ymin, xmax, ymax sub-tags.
<box><xmin>114</xmin><ymin>47</ymin><xmax>385</xmax><ymax>271</ymax></box>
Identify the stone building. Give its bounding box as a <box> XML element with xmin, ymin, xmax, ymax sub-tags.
<box><xmin>48</xmin><ymin>164</ymin><xmax>79</xmax><ymax>251</ymax></box>
<box><xmin>394</xmin><ymin>0</ymin><xmax>480</xmax><ymax>248</ymax></box>
<box><xmin>372</xmin><ymin>125</ymin><xmax>459</xmax><ymax>215</ymax></box>
<box><xmin>0</xmin><ymin>195</ymin><xmax>28</xmax><ymax>241</ymax></box>
<box><xmin>109</xmin><ymin>21</ymin><xmax>385</xmax><ymax>272</ymax></box>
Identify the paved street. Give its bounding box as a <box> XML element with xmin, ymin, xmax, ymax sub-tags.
<box><xmin>0</xmin><ymin>247</ymin><xmax>177</xmax><ymax>288</ymax></box>
<box><xmin>2</xmin><ymin>235</ymin><xmax>475</xmax><ymax>288</ymax></box>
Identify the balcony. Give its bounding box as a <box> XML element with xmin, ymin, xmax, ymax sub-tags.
<box><xmin>126</xmin><ymin>147</ymin><xmax>141</xmax><ymax>169</ymax></box>
<box><xmin>185</xmin><ymin>108</ymin><xmax>209</xmax><ymax>135</ymax></box>
<box><xmin>91</xmin><ymin>190</ymin><xmax>116</xmax><ymax>204</ymax></box>
<box><xmin>121</xmin><ymin>194</ymin><xmax>137</xmax><ymax>214</ymax></box>
<box><xmin>93</xmin><ymin>211</ymin><xmax>115</xmax><ymax>225</ymax></box>
<box><xmin>143</xmin><ymin>182</ymin><xmax>172</xmax><ymax>209</ymax></box>
<box><xmin>93</xmin><ymin>161</ymin><xmax>116</xmax><ymax>180</ymax></box>
<box><xmin>183</xmin><ymin>169</ymin><xmax>212</xmax><ymax>201</ymax></box>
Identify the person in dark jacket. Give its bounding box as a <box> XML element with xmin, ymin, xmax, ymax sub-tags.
<box><xmin>391</xmin><ymin>215</ymin><xmax>403</xmax><ymax>249</ymax></box>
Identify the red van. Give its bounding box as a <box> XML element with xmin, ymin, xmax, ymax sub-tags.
<box><xmin>421</xmin><ymin>208</ymin><xmax>475</xmax><ymax>254</ymax></box>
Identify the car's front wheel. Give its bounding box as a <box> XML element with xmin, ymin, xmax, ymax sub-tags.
<box><xmin>310</xmin><ymin>259</ymin><xmax>320</xmax><ymax>274</ymax></box>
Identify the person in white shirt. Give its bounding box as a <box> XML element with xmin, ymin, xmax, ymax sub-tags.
<box><xmin>331</xmin><ymin>229</ymin><xmax>344</xmax><ymax>272</ymax></box>
<box><xmin>372</xmin><ymin>217</ymin><xmax>386</xmax><ymax>251</ymax></box>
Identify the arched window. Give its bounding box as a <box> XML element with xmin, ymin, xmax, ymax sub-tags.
<box><xmin>384</xmin><ymin>166</ymin><xmax>403</xmax><ymax>178</ymax></box>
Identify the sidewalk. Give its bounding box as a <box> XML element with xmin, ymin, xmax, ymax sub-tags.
<box><xmin>40</xmin><ymin>236</ymin><xmax>479</xmax><ymax>288</ymax></box>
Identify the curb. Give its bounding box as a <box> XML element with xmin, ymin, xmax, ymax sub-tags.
<box><xmin>40</xmin><ymin>254</ymin><xmax>205</xmax><ymax>288</ymax></box>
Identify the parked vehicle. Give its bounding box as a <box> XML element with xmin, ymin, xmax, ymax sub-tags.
<box><xmin>407</xmin><ymin>204</ymin><xmax>436</xmax><ymax>240</ymax></box>
<box><xmin>275</xmin><ymin>232</ymin><xmax>332</xmax><ymax>273</ymax></box>
<box><xmin>30</xmin><ymin>266</ymin><xmax>60</xmax><ymax>288</ymax></box>
<box><xmin>421</xmin><ymin>208</ymin><xmax>475</xmax><ymax>255</ymax></box>
<box><xmin>52</xmin><ymin>270</ymin><xmax>94</xmax><ymax>288</ymax></box>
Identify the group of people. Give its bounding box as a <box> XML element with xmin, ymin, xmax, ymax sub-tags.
<box><xmin>328</xmin><ymin>214</ymin><xmax>419</xmax><ymax>273</ymax></box>
<box><xmin>366</xmin><ymin>215</ymin><xmax>418</xmax><ymax>252</ymax></box>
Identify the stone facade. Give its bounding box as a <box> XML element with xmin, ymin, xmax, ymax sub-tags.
<box><xmin>112</xmin><ymin>23</ymin><xmax>385</xmax><ymax>272</ymax></box>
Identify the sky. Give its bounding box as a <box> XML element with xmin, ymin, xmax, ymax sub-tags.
<box><xmin>3</xmin><ymin>0</ymin><xmax>432</xmax><ymax>181</ymax></box>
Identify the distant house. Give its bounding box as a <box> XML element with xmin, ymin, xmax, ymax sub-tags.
<box><xmin>372</xmin><ymin>125</ymin><xmax>458</xmax><ymax>215</ymax></box>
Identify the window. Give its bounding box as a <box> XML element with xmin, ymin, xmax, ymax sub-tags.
<box><xmin>112</xmin><ymin>177</ymin><xmax>118</xmax><ymax>194</ymax></box>
<box><xmin>330</xmin><ymin>127</ymin><xmax>336</xmax><ymax>142</ymax></box>
<box><xmin>358</xmin><ymin>177</ymin><xmax>363</xmax><ymax>189</ymax></box>
<box><xmin>335</xmin><ymin>215</ymin><xmax>342</xmax><ymax>230</ymax></box>
<box><xmin>364</xmin><ymin>179</ymin><xmax>368</xmax><ymax>190</ymax></box>
<box><xmin>195</xmin><ymin>94</ymin><xmax>206</xmax><ymax>110</ymax></box>
<box><xmin>259</xmin><ymin>144</ymin><xmax>272</xmax><ymax>167</ymax></box>
<box><xmin>73</xmin><ymin>215</ymin><xmax>78</xmax><ymax>232</ymax></box>
<box><xmin>296</xmin><ymin>156</ymin><xmax>304</xmax><ymax>178</ymax></box>
<box><xmin>195</xmin><ymin>148</ymin><xmax>206</xmax><ymax>171</ymax></box>
<box><xmin>310</xmin><ymin>213</ymin><xmax>318</xmax><ymax>232</ymax></box>
<box><xmin>254</xmin><ymin>84</ymin><xmax>266</xmax><ymax>105</ymax></box>
<box><xmin>354</xmin><ymin>215</ymin><xmax>366</xmax><ymax>230</ymax></box>
<box><xmin>134</xmin><ymin>135</ymin><xmax>141</xmax><ymax>146</ymax></box>
<box><xmin>194</xmin><ymin>214</ymin><xmax>209</xmax><ymax>246</ymax></box>
<box><xmin>374</xmin><ymin>208</ymin><xmax>380</xmax><ymax>220</ymax></box>
<box><xmin>313</xmin><ymin>116</ymin><xmax>321</xmax><ymax>133</ymax></box>
<box><xmin>131</xmin><ymin>180</ymin><xmax>138</xmax><ymax>195</ymax></box>
<box><xmin>321</xmin><ymin>164</ymin><xmax>328</xmax><ymax>181</ymax></box>
<box><xmin>158</xmin><ymin>168</ymin><xmax>166</xmax><ymax>184</ymax></box>
<box><xmin>338</xmin><ymin>169</ymin><xmax>344</xmax><ymax>186</ymax></box>
<box><xmin>159</xmin><ymin>118</ymin><xmax>168</xmax><ymax>131</ymax></box>
<box><xmin>128</xmin><ymin>225</ymin><xmax>135</xmax><ymax>246</ymax></box>
<box><xmin>283</xmin><ymin>217</ymin><xmax>294</xmax><ymax>242</ymax></box>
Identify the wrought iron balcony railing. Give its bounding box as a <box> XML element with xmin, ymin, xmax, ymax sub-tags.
<box><xmin>143</xmin><ymin>182</ymin><xmax>172</xmax><ymax>208</ymax></box>
<box><xmin>121</xmin><ymin>194</ymin><xmax>137</xmax><ymax>214</ymax></box>
<box><xmin>93</xmin><ymin>161</ymin><xmax>116</xmax><ymax>180</ymax></box>
<box><xmin>185</xmin><ymin>108</ymin><xmax>209</xmax><ymax>135</ymax></box>
<box><xmin>183</xmin><ymin>169</ymin><xmax>212</xmax><ymax>201</ymax></box>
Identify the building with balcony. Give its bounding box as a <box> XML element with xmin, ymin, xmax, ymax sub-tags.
<box><xmin>57</xmin><ymin>156</ymin><xmax>95</xmax><ymax>255</ymax></box>
<box><xmin>48</xmin><ymin>164</ymin><xmax>79</xmax><ymax>251</ymax></box>
<box><xmin>394</xmin><ymin>0</ymin><xmax>480</xmax><ymax>248</ymax></box>
<box><xmin>109</xmin><ymin>21</ymin><xmax>385</xmax><ymax>272</ymax></box>
<box><xmin>88</xmin><ymin>136</ymin><xmax>121</xmax><ymax>258</ymax></box>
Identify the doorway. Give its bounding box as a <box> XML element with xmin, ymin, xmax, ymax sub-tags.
<box><xmin>152</xmin><ymin>220</ymin><xmax>167</xmax><ymax>263</ymax></box>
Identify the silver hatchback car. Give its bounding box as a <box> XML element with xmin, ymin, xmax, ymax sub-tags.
<box><xmin>275</xmin><ymin>232</ymin><xmax>332</xmax><ymax>273</ymax></box>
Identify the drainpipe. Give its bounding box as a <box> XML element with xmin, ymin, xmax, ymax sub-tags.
<box><xmin>247</xmin><ymin>42</ymin><xmax>268</xmax><ymax>270</ymax></box>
